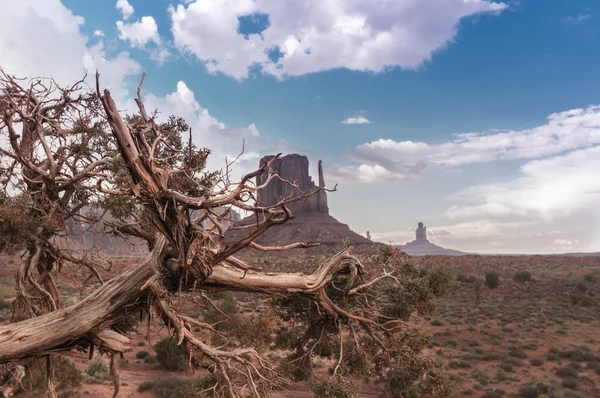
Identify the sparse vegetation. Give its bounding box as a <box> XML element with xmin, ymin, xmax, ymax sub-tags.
<box><xmin>154</xmin><ymin>336</ymin><xmax>188</xmax><ymax>371</ymax></box>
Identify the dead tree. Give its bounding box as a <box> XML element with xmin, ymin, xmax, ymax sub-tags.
<box><xmin>0</xmin><ymin>72</ymin><xmax>454</xmax><ymax>398</ymax></box>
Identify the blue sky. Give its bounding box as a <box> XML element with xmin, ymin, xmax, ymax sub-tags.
<box><xmin>2</xmin><ymin>0</ymin><xmax>600</xmax><ymax>253</ymax></box>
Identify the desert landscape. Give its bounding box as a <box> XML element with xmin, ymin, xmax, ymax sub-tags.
<box><xmin>2</xmin><ymin>1</ymin><xmax>600</xmax><ymax>397</ymax></box>
<box><xmin>2</xmin><ymin>251</ymin><xmax>600</xmax><ymax>397</ymax></box>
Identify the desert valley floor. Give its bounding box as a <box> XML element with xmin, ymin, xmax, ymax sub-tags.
<box><xmin>2</xmin><ymin>252</ymin><xmax>600</xmax><ymax>398</ymax></box>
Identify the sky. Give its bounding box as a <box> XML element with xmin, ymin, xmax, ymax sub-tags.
<box><xmin>1</xmin><ymin>0</ymin><xmax>600</xmax><ymax>254</ymax></box>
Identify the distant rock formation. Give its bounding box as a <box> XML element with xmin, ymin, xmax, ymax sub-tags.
<box><xmin>227</xmin><ymin>154</ymin><xmax>380</xmax><ymax>255</ymax></box>
<box><xmin>401</xmin><ymin>222</ymin><xmax>466</xmax><ymax>256</ymax></box>
<box><xmin>415</xmin><ymin>222</ymin><xmax>427</xmax><ymax>242</ymax></box>
<box><xmin>257</xmin><ymin>154</ymin><xmax>328</xmax><ymax>215</ymax></box>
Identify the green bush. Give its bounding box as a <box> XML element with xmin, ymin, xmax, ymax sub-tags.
<box><xmin>154</xmin><ymin>336</ymin><xmax>188</xmax><ymax>371</ymax></box>
<box><xmin>518</xmin><ymin>385</ymin><xmax>538</xmax><ymax>398</ymax></box>
<box><xmin>562</xmin><ymin>377</ymin><xmax>578</xmax><ymax>389</ymax></box>
<box><xmin>136</xmin><ymin>350</ymin><xmax>150</xmax><ymax>359</ymax></box>
<box><xmin>153</xmin><ymin>376</ymin><xmax>216</xmax><ymax>398</ymax></box>
<box><xmin>22</xmin><ymin>356</ymin><xmax>83</xmax><ymax>391</ymax></box>
<box><xmin>457</xmin><ymin>274</ymin><xmax>477</xmax><ymax>284</ymax></box>
<box><xmin>86</xmin><ymin>359</ymin><xmax>110</xmax><ymax>380</ymax></box>
<box><xmin>513</xmin><ymin>271</ymin><xmax>532</xmax><ymax>283</ymax></box>
<box><xmin>556</xmin><ymin>365</ymin><xmax>578</xmax><ymax>379</ymax></box>
<box><xmin>485</xmin><ymin>273</ymin><xmax>500</xmax><ymax>289</ymax></box>
<box><xmin>310</xmin><ymin>377</ymin><xmax>360</xmax><ymax>398</ymax></box>
<box><xmin>529</xmin><ymin>358</ymin><xmax>544</xmax><ymax>366</ymax></box>
<box><xmin>0</xmin><ymin>299</ymin><xmax>11</xmax><ymax>310</ymax></box>
<box><xmin>137</xmin><ymin>381</ymin><xmax>154</xmax><ymax>392</ymax></box>
<box><xmin>144</xmin><ymin>355</ymin><xmax>158</xmax><ymax>364</ymax></box>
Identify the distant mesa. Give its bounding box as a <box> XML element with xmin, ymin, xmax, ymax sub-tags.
<box><xmin>229</xmin><ymin>154</ymin><xmax>379</xmax><ymax>254</ymax></box>
<box><xmin>401</xmin><ymin>222</ymin><xmax>466</xmax><ymax>256</ymax></box>
<box><xmin>257</xmin><ymin>154</ymin><xmax>328</xmax><ymax>215</ymax></box>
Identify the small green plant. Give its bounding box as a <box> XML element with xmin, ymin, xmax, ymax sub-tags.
<box><xmin>485</xmin><ymin>272</ymin><xmax>500</xmax><ymax>289</ymax></box>
<box><xmin>21</xmin><ymin>356</ymin><xmax>83</xmax><ymax>391</ymax></box>
<box><xmin>144</xmin><ymin>355</ymin><xmax>158</xmax><ymax>364</ymax></box>
<box><xmin>136</xmin><ymin>350</ymin><xmax>150</xmax><ymax>359</ymax></box>
<box><xmin>513</xmin><ymin>271</ymin><xmax>532</xmax><ymax>283</ymax></box>
<box><xmin>153</xmin><ymin>375</ymin><xmax>216</xmax><ymax>398</ymax></box>
<box><xmin>310</xmin><ymin>377</ymin><xmax>360</xmax><ymax>398</ymax></box>
<box><xmin>154</xmin><ymin>336</ymin><xmax>188</xmax><ymax>371</ymax></box>
<box><xmin>0</xmin><ymin>299</ymin><xmax>11</xmax><ymax>310</ymax></box>
<box><xmin>86</xmin><ymin>359</ymin><xmax>110</xmax><ymax>380</ymax></box>
<box><xmin>529</xmin><ymin>358</ymin><xmax>544</xmax><ymax>366</ymax></box>
<box><xmin>137</xmin><ymin>381</ymin><xmax>154</xmax><ymax>392</ymax></box>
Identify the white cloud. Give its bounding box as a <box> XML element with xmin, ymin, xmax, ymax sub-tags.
<box><xmin>446</xmin><ymin>146</ymin><xmax>600</xmax><ymax>221</ymax></box>
<box><xmin>347</xmin><ymin>104</ymin><xmax>600</xmax><ymax>182</ymax></box>
<box><xmin>553</xmin><ymin>239</ymin><xmax>578</xmax><ymax>246</ymax></box>
<box><xmin>342</xmin><ymin>116</ymin><xmax>370</xmax><ymax>125</ymax></box>
<box><xmin>0</xmin><ymin>0</ymin><xmax>140</xmax><ymax>102</ymax></box>
<box><xmin>566</xmin><ymin>14</ymin><xmax>591</xmax><ymax>24</ymax></box>
<box><xmin>117</xmin><ymin>16</ymin><xmax>160</xmax><ymax>47</ymax></box>
<box><xmin>169</xmin><ymin>0</ymin><xmax>507</xmax><ymax>80</ymax></box>
<box><xmin>116</xmin><ymin>0</ymin><xmax>134</xmax><ymax>20</ymax></box>
<box><xmin>93</xmin><ymin>29</ymin><xmax>105</xmax><ymax>37</ymax></box>
<box><xmin>139</xmin><ymin>81</ymin><xmax>295</xmax><ymax>178</ymax></box>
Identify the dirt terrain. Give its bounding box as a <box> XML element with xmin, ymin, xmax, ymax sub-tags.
<box><xmin>2</xmin><ymin>253</ymin><xmax>600</xmax><ymax>397</ymax></box>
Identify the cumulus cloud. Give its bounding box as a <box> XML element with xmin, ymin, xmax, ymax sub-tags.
<box><xmin>139</xmin><ymin>81</ymin><xmax>295</xmax><ymax>178</ymax></box>
<box><xmin>117</xmin><ymin>16</ymin><xmax>161</xmax><ymax>47</ymax></box>
<box><xmin>169</xmin><ymin>0</ymin><xmax>506</xmax><ymax>80</ymax></box>
<box><xmin>347</xmin><ymin>105</ymin><xmax>600</xmax><ymax>182</ymax></box>
<box><xmin>116</xmin><ymin>0</ymin><xmax>134</xmax><ymax>20</ymax></box>
<box><xmin>446</xmin><ymin>145</ymin><xmax>600</xmax><ymax>221</ymax></box>
<box><xmin>0</xmin><ymin>0</ymin><xmax>140</xmax><ymax>101</ymax></box>
<box><xmin>342</xmin><ymin>116</ymin><xmax>370</xmax><ymax>125</ymax></box>
<box><xmin>93</xmin><ymin>30</ymin><xmax>105</xmax><ymax>37</ymax></box>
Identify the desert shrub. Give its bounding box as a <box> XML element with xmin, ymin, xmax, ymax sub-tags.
<box><xmin>154</xmin><ymin>336</ymin><xmax>188</xmax><ymax>371</ymax></box>
<box><xmin>153</xmin><ymin>375</ymin><xmax>216</xmax><ymax>398</ymax></box>
<box><xmin>449</xmin><ymin>360</ymin><xmax>471</xmax><ymax>369</ymax></box>
<box><xmin>457</xmin><ymin>274</ymin><xmax>477</xmax><ymax>284</ymax></box>
<box><xmin>201</xmin><ymin>292</ymin><xmax>238</xmax><ymax>325</ymax></box>
<box><xmin>529</xmin><ymin>358</ymin><xmax>544</xmax><ymax>366</ymax></box>
<box><xmin>310</xmin><ymin>377</ymin><xmax>360</xmax><ymax>398</ymax></box>
<box><xmin>144</xmin><ymin>355</ymin><xmax>158</xmax><ymax>364</ymax></box>
<box><xmin>518</xmin><ymin>385</ymin><xmax>538</xmax><ymax>398</ymax></box>
<box><xmin>556</xmin><ymin>365</ymin><xmax>579</xmax><ymax>378</ymax></box>
<box><xmin>569</xmin><ymin>292</ymin><xmax>596</xmax><ymax>307</ymax></box>
<box><xmin>546</xmin><ymin>351</ymin><xmax>559</xmax><ymax>361</ymax></box>
<box><xmin>509</xmin><ymin>349</ymin><xmax>527</xmax><ymax>359</ymax></box>
<box><xmin>232</xmin><ymin>313</ymin><xmax>273</xmax><ymax>351</ymax></box>
<box><xmin>137</xmin><ymin>381</ymin><xmax>154</xmax><ymax>392</ymax></box>
<box><xmin>274</xmin><ymin>326</ymin><xmax>303</xmax><ymax>349</ymax></box>
<box><xmin>0</xmin><ymin>299</ymin><xmax>11</xmax><ymax>310</ymax></box>
<box><xmin>485</xmin><ymin>273</ymin><xmax>500</xmax><ymax>289</ymax></box>
<box><xmin>430</xmin><ymin>319</ymin><xmax>444</xmax><ymax>326</ymax></box>
<box><xmin>562</xmin><ymin>377</ymin><xmax>578</xmax><ymax>389</ymax></box>
<box><xmin>21</xmin><ymin>356</ymin><xmax>83</xmax><ymax>391</ymax></box>
<box><xmin>137</xmin><ymin>341</ymin><xmax>146</xmax><ymax>346</ymax></box>
<box><xmin>86</xmin><ymin>359</ymin><xmax>110</xmax><ymax>380</ymax></box>
<box><xmin>483</xmin><ymin>352</ymin><xmax>506</xmax><ymax>361</ymax></box>
<box><xmin>136</xmin><ymin>350</ymin><xmax>150</xmax><ymax>359</ymax></box>
<box><xmin>513</xmin><ymin>271</ymin><xmax>532</xmax><ymax>283</ymax></box>
<box><xmin>568</xmin><ymin>346</ymin><xmax>597</xmax><ymax>362</ymax></box>
<box><xmin>280</xmin><ymin>351</ymin><xmax>312</xmax><ymax>382</ymax></box>
<box><xmin>575</xmin><ymin>281</ymin><xmax>589</xmax><ymax>293</ymax></box>
<box><xmin>480</xmin><ymin>392</ymin><xmax>501</xmax><ymax>398</ymax></box>
<box><xmin>495</xmin><ymin>370</ymin><xmax>508</xmax><ymax>381</ymax></box>
<box><xmin>583</xmin><ymin>273</ymin><xmax>597</xmax><ymax>283</ymax></box>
